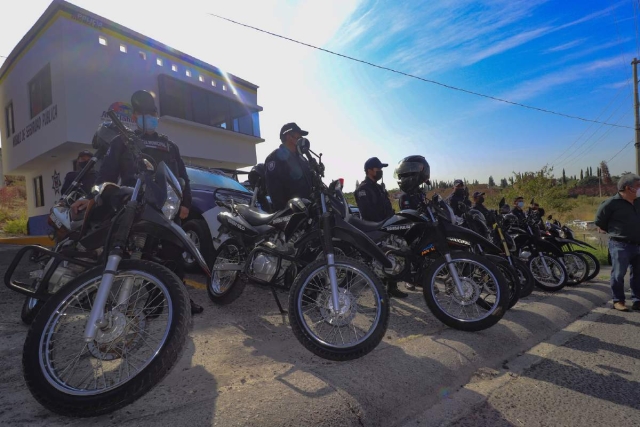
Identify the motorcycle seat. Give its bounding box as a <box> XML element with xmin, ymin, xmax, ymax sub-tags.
<box><xmin>348</xmin><ymin>216</ymin><xmax>387</xmax><ymax>233</ymax></box>
<box><xmin>236</xmin><ymin>204</ymin><xmax>279</xmax><ymax>226</ymax></box>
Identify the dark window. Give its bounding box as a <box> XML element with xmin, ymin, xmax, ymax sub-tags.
<box><xmin>158</xmin><ymin>74</ymin><xmax>260</xmax><ymax>137</ymax></box>
<box><xmin>4</xmin><ymin>102</ymin><xmax>14</xmax><ymax>138</ymax></box>
<box><xmin>34</xmin><ymin>176</ymin><xmax>44</xmax><ymax>208</ymax></box>
<box><xmin>186</xmin><ymin>168</ymin><xmax>251</xmax><ymax>194</ymax></box>
<box><xmin>28</xmin><ymin>63</ymin><xmax>52</xmax><ymax>118</ymax></box>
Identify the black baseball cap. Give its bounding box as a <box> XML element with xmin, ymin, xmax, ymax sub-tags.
<box><xmin>472</xmin><ymin>191</ymin><xmax>485</xmax><ymax>198</ymax></box>
<box><xmin>364</xmin><ymin>157</ymin><xmax>388</xmax><ymax>171</ymax></box>
<box><xmin>78</xmin><ymin>150</ymin><xmax>93</xmax><ymax>157</ymax></box>
<box><xmin>280</xmin><ymin>122</ymin><xmax>308</xmax><ymax>140</ymax></box>
<box><xmin>454</xmin><ymin>179</ymin><xmax>464</xmax><ymax>187</ymax></box>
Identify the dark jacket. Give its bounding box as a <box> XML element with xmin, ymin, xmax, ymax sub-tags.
<box><xmin>472</xmin><ymin>202</ymin><xmax>489</xmax><ymax>217</ymax></box>
<box><xmin>595</xmin><ymin>193</ymin><xmax>640</xmax><ymax>243</ymax></box>
<box><xmin>448</xmin><ymin>190</ymin><xmax>471</xmax><ymax>216</ymax></box>
<box><xmin>264</xmin><ymin>144</ymin><xmax>314</xmax><ymax>211</ymax></box>
<box><xmin>61</xmin><ymin>170</ymin><xmax>96</xmax><ymax>196</ymax></box>
<box><xmin>95</xmin><ymin>129</ymin><xmax>192</xmax><ymax>209</ymax></box>
<box><xmin>511</xmin><ymin>207</ymin><xmax>527</xmax><ymax>224</ymax></box>
<box><xmin>399</xmin><ymin>191</ymin><xmax>425</xmax><ymax>211</ymax></box>
<box><xmin>355</xmin><ymin>177</ymin><xmax>394</xmax><ymax>222</ymax></box>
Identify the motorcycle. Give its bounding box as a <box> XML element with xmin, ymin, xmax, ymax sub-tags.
<box><xmin>6</xmin><ymin>104</ymin><xmax>211</xmax><ymax>417</ymax></box>
<box><xmin>546</xmin><ymin>215</ymin><xmax>600</xmax><ymax>282</ymax></box>
<box><xmin>211</xmin><ymin>138</ymin><xmax>391</xmax><ymax>361</ymax></box>
<box><xmin>336</xmin><ymin>191</ymin><xmax>510</xmax><ymax>331</ymax></box>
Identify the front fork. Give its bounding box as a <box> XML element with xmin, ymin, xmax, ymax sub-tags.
<box><xmin>320</xmin><ymin>196</ymin><xmax>341</xmax><ymax>313</ymax></box>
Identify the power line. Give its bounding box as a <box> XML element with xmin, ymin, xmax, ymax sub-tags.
<box><xmin>608</xmin><ymin>138</ymin><xmax>634</xmax><ymax>163</ymax></box>
<box><xmin>207</xmin><ymin>12</ymin><xmax>634</xmax><ymax>130</ymax></box>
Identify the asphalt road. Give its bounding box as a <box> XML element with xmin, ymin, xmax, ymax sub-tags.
<box><xmin>0</xmin><ymin>245</ymin><xmax>617</xmax><ymax>426</ymax></box>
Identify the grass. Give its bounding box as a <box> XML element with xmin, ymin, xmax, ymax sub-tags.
<box><xmin>3</xmin><ymin>217</ymin><xmax>27</xmax><ymax>234</ymax></box>
<box><xmin>0</xmin><ymin>183</ymin><xmax>28</xmax><ymax>236</ymax></box>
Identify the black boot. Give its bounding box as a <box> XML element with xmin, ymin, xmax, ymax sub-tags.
<box><xmin>190</xmin><ymin>298</ymin><xmax>204</xmax><ymax>314</ymax></box>
<box><xmin>387</xmin><ymin>281</ymin><xmax>408</xmax><ymax>298</ymax></box>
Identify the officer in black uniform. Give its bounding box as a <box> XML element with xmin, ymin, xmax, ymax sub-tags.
<box><xmin>61</xmin><ymin>150</ymin><xmax>97</xmax><ymax>195</ymax></box>
<box><xmin>511</xmin><ymin>196</ymin><xmax>527</xmax><ymax>224</ymax></box>
<box><xmin>355</xmin><ymin>157</ymin><xmax>407</xmax><ymax>297</ymax></box>
<box><xmin>72</xmin><ymin>90</ymin><xmax>202</xmax><ymax>314</ymax></box>
<box><xmin>355</xmin><ymin>157</ymin><xmax>395</xmax><ymax>222</ymax></box>
<box><xmin>264</xmin><ymin>123</ymin><xmax>314</xmax><ymax>211</ymax></box>
<box><xmin>471</xmin><ymin>191</ymin><xmax>489</xmax><ymax>217</ymax></box>
<box><xmin>447</xmin><ymin>179</ymin><xmax>471</xmax><ymax>216</ymax></box>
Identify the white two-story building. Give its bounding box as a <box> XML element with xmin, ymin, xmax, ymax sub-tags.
<box><xmin>0</xmin><ymin>0</ymin><xmax>264</xmax><ymax>235</ymax></box>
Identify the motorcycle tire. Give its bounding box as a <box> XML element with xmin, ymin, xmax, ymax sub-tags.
<box><xmin>422</xmin><ymin>251</ymin><xmax>509</xmax><ymax>332</ymax></box>
<box><xmin>513</xmin><ymin>258</ymin><xmax>536</xmax><ymax>298</ymax></box>
<box><xmin>563</xmin><ymin>252</ymin><xmax>589</xmax><ymax>286</ymax></box>
<box><xmin>22</xmin><ymin>260</ymin><xmax>190</xmax><ymax>417</ymax></box>
<box><xmin>572</xmin><ymin>250</ymin><xmax>600</xmax><ymax>282</ymax></box>
<box><xmin>21</xmin><ymin>296</ymin><xmax>44</xmax><ymax>325</ymax></box>
<box><xmin>528</xmin><ymin>254</ymin><xmax>567</xmax><ymax>292</ymax></box>
<box><xmin>485</xmin><ymin>254</ymin><xmax>521</xmax><ymax>310</ymax></box>
<box><xmin>182</xmin><ymin>219</ymin><xmax>214</xmax><ymax>273</ymax></box>
<box><xmin>288</xmin><ymin>256</ymin><xmax>389</xmax><ymax>361</ymax></box>
<box><xmin>207</xmin><ymin>238</ymin><xmax>247</xmax><ymax>305</ymax></box>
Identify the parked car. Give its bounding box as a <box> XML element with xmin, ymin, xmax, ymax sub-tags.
<box><xmin>181</xmin><ymin>166</ymin><xmax>253</xmax><ymax>271</ymax></box>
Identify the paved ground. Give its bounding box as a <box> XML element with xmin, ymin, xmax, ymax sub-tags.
<box><xmin>0</xmin><ymin>245</ymin><xmax>618</xmax><ymax>426</ymax></box>
<box><xmin>404</xmin><ymin>307</ymin><xmax>640</xmax><ymax>427</ymax></box>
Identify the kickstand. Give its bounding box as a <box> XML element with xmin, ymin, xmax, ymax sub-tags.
<box><xmin>270</xmin><ymin>287</ymin><xmax>288</xmax><ymax>314</ymax></box>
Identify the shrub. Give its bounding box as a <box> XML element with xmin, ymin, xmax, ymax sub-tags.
<box><xmin>4</xmin><ymin>217</ymin><xmax>28</xmax><ymax>235</ymax></box>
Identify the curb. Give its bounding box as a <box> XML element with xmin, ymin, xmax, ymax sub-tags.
<box><xmin>0</xmin><ymin>235</ymin><xmax>54</xmax><ymax>247</ymax></box>
<box><xmin>401</xmin><ymin>304</ymin><xmax>611</xmax><ymax>427</ymax></box>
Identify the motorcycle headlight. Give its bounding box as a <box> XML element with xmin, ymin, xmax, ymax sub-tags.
<box><xmin>162</xmin><ymin>183</ymin><xmax>181</xmax><ymax>220</ymax></box>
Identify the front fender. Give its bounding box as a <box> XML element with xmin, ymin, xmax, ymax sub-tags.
<box><xmin>562</xmin><ymin>238</ymin><xmax>596</xmax><ymax>249</ymax></box>
<box><xmin>443</xmin><ymin>222</ymin><xmax>503</xmax><ymax>254</ymax></box>
<box><xmin>294</xmin><ymin>218</ymin><xmax>393</xmax><ymax>268</ymax></box>
<box><xmin>535</xmin><ymin>237</ymin><xmax>565</xmax><ymax>257</ymax></box>
<box><xmin>136</xmin><ymin>206</ymin><xmax>212</xmax><ymax>277</ymax></box>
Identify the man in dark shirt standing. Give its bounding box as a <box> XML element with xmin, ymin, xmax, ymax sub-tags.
<box><xmin>61</xmin><ymin>150</ymin><xmax>96</xmax><ymax>196</ymax></box>
<box><xmin>448</xmin><ymin>179</ymin><xmax>471</xmax><ymax>216</ymax></box>
<box><xmin>355</xmin><ymin>157</ymin><xmax>407</xmax><ymax>297</ymax></box>
<box><xmin>265</xmin><ymin>123</ymin><xmax>314</xmax><ymax>211</ymax></box>
<box><xmin>595</xmin><ymin>174</ymin><xmax>640</xmax><ymax>312</ymax></box>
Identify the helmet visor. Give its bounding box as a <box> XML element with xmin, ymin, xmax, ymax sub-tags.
<box><xmin>394</xmin><ymin>162</ymin><xmax>425</xmax><ymax>179</ymax></box>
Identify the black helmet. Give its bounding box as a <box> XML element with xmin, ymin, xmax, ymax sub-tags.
<box><xmin>394</xmin><ymin>155</ymin><xmax>430</xmax><ymax>194</ymax></box>
<box><xmin>131</xmin><ymin>90</ymin><xmax>157</xmax><ymax>114</ymax></box>
<box><xmin>248</xmin><ymin>163</ymin><xmax>266</xmax><ymax>189</ymax></box>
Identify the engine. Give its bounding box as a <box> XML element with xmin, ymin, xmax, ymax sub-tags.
<box><xmin>372</xmin><ymin>235</ymin><xmax>410</xmax><ymax>278</ymax></box>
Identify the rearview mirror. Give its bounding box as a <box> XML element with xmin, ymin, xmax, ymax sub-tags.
<box><xmin>142</xmin><ymin>159</ymin><xmax>155</xmax><ymax>171</ymax></box>
<box><xmin>499</xmin><ymin>197</ymin><xmax>505</xmax><ymax>208</ymax></box>
<box><xmin>296</xmin><ymin>137</ymin><xmax>310</xmax><ymax>156</ymax></box>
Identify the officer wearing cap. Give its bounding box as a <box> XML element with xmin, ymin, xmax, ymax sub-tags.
<box><xmin>355</xmin><ymin>157</ymin><xmax>394</xmax><ymax>222</ymax></box>
<box><xmin>447</xmin><ymin>179</ymin><xmax>471</xmax><ymax>216</ymax></box>
<box><xmin>355</xmin><ymin>157</ymin><xmax>408</xmax><ymax>298</ymax></box>
<box><xmin>511</xmin><ymin>196</ymin><xmax>527</xmax><ymax>224</ymax></box>
<box><xmin>61</xmin><ymin>150</ymin><xmax>97</xmax><ymax>195</ymax></box>
<box><xmin>264</xmin><ymin>122</ymin><xmax>314</xmax><ymax>211</ymax></box>
<box><xmin>471</xmin><ymin>191</ymin><xmax>489</xmax><ymax>216</ymax></box>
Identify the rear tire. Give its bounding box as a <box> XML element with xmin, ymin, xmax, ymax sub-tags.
<box><xmin>182</xmin><ymin>219</ymin><xmax>214</xmax><ymax>273</ymax></box>
<box><xmin>207</xmin><ymin>238</ymin><xmax>247</xmax><ymax>305</ymax></box>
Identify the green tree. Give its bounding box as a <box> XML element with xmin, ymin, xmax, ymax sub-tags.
<box><xmin>500</xmin><ymin>178</ymin><xmax>508</xmax><ymax>188</ymax></box>
<box><xmin>488</xmin><ymin>176</ymin><xmax>495</xmax><ymax>187</ymax></box>
<box><xmin>600</xmin><ymin>161</ymin><xmax>612</xmax><ymax>185</ymax></box>
<box><xmin>496</xmin><ymin>166</ymin><xmax>574</xmax><ymax>214</ymax></box>
<box><xmin>580</xmin><ymin>169</ymin><xmax>584</xmax><ymax>180</ymax></box>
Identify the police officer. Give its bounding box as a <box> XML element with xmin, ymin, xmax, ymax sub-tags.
<box><xmin>61</xmin><ymin>150</ymin><xmax>97</xmax><ymax>195</ymax></box>
<box><xmin>448</xmin><ymin>179</ymin><xmax>471</xmax><ymax>216</ymax></box>
<box><xmin>355</xmin><ymin>157</ymin><xmax>407</xmax><ymax>297</ymax></box>
<box><xmin>471</xmin><ymin>191</ymin><xmax>489</xmax><ymax>216</ymax></box>
<box><xmin>355</xmin><ymin>157</ymin><xmax>394</xmax><ymax>222</ymax></box>
<box><xmin>72</xmin><ymin>90</ymin><xmax>202</xmax><ymax>314</ymax></box>
<box><xmin>511</xmin><ymin>196</ymin><xmax>527</xmax><ymax>224</ymax></box>
<box><xmin>264</xmin><ymin>123</ymin><xmax>314</xmax><ymax>211</ymax></box>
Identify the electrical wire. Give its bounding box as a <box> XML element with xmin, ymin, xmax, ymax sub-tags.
<box><xmin>207</xmin><ymin>12</ymin><xmax>634</xmax><ymax>130</ymax></box>
<box><xmin>607</xmin><ymin>138</ymin><xmax>635</xmax><ymax>163</ymax></box>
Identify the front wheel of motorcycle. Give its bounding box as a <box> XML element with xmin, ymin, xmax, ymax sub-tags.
<box><xmin>513</xmin><ymin>258</ymin><xmax>536</xmax><ymax>298</ymax></box>
<box><xmin>21</xmin><ymin>295</ymin><xmax>44</xmax><ymax>325</ymax></box>
<box><xmin>422</xmin><ymin>251</ymin><xmax>509</xmax><ymax>332</ymax></box>
<box><xmin>529</xmin><ymin>254</ymin><xmax>567</xmax><ymax>292</ymax></box>
<box><xmin>288</xmin><ymin>256</ymin><xmax>390</xmax><ymax>361</ymax></box>
<box><xmin>563</xmin><ymin>252</ymin><xmax>589</xmax><ymax>286</ymax></box>
<box><xmin>22</xmin><ymin>260</ymin><xmax>190</xmax><ymax>417</ymax></box>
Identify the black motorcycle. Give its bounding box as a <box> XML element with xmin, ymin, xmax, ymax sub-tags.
<box><xmin>331</xmin><ymin>192</ymin><xmax>510</xmax><ymax>332</ymax></box>
<box><xmin>211</xmin><ymin>138</ymin><xmax>391</xmax><ymax>361</ymax></box>
<box><xmin>546</xmin><ymin>215</ymin><xmax>600</xmax><ymax>282</ymax></box>
<box><xmin>6</xmin><ymin>102</ymin><xmax>211</xmax><ymax>417</ymax></box>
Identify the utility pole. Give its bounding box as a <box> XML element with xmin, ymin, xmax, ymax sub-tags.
<box><xmin>633</xmin><ymin>58</ymin><xmax>640</xmax><ymax>175</ymax></box>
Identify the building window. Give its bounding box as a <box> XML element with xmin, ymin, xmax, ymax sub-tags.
<box><xmin>199</xmin><ymin>75</ymin><xmax>205</xmax><ymax>82</ymax></box>
<box><xmin>171</xmin><ymin>64</ymin><xmax>178</xmax><ymax>72</ymax></box>
<box><xmin>211</xmin><ymin>80</ymin><xmax>216</xmax><ymax>87</ymax></box>
<box><xmin>222</xmin><ymin>84</ymin><xmax>227</xmax><ymax>91</ymax></box>
<box><xmin>139</xmin><ymin>51</ymin><xmax>147</xmax><ymax>60</ymax></box>
<box><xmin>186</xmin><ymin>70</ymin><xmax>192</xmax><ymax>77</ymax></box>
<box><xmin>28</xmin><ymin>63</ymin><xmax>52</xmax><ymax>119</ymax></box>
<box><xmin>34</xmin><ymin>176</ymin><xmax>44</xmax><ymax>208</ymax></box>
<box><xmin>98</xmin><ymin>36</ymin><xmax>107</xmax><ymax>46</ymax></box>
<box><xmin>4</xmin><ymin>102</ymin><xmax>14</xmax><ymax>138</ymax></box>
<box><xmin>157</xmin><ymin>58</ymin><xmax>163</xmax><ymax>66</ymax></box>
<box><xmin>157</xmin><ymin>74</ymin><xmax>261</xmax><ymax>137</ymax></box>
<box><xmin>120</xmin><ymin>44</ymin><xmax>127</xmax><ymax>53</ymax></box>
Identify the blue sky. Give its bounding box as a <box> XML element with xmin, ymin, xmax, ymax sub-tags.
<box><xmin>1</xmin><ymin>0</ymin><xmax>637</xmax><ymax>191</ymax></box>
